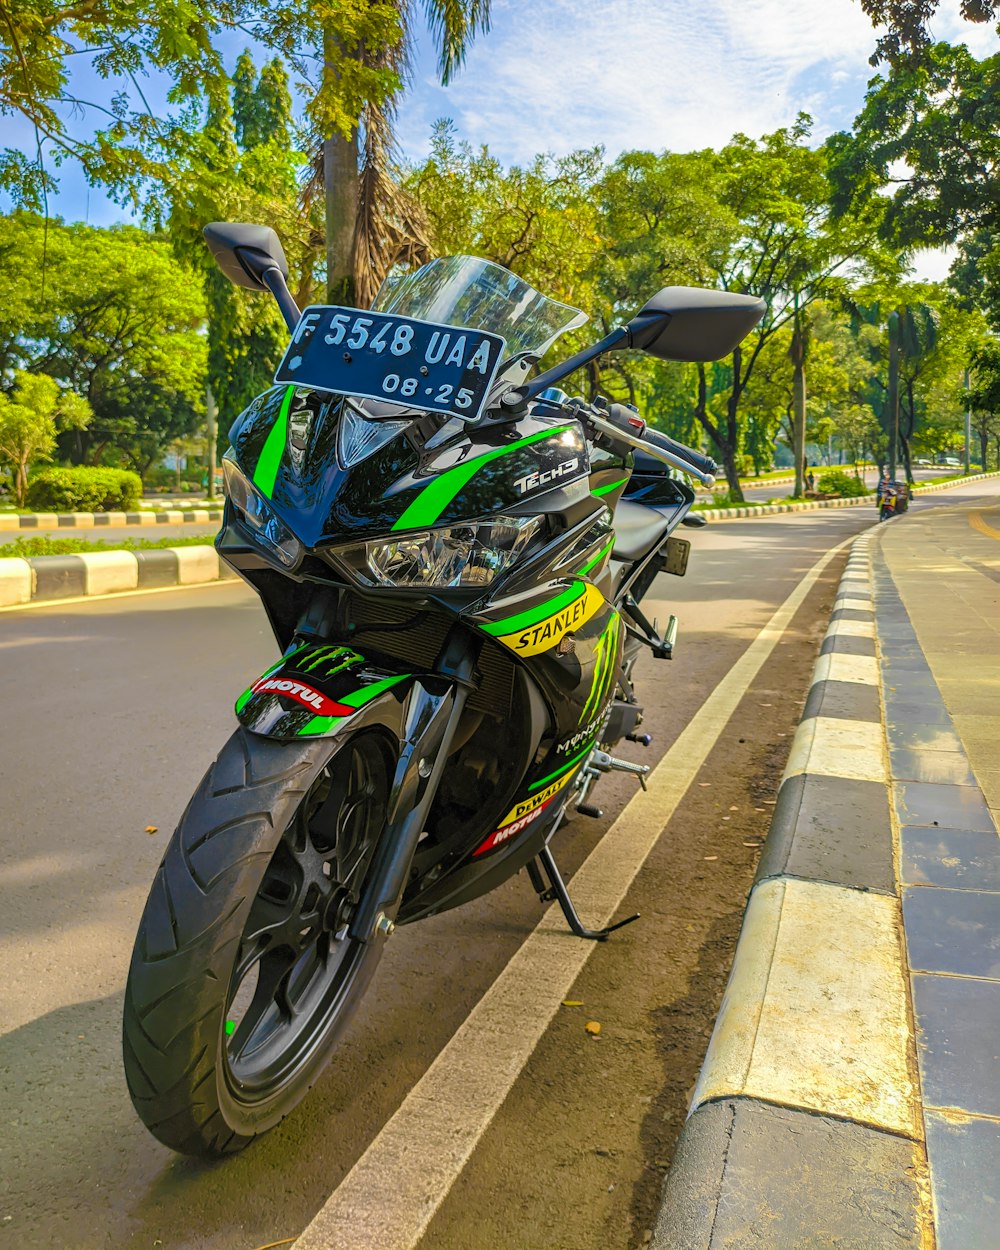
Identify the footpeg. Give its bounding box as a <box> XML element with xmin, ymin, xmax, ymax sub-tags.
<box><xmin>576</xmin><ymin>802</ymin><xmax>604</xmax><ymax>819</ymax></box>
<box><xmin>591</xmin><ymin>749</ymin><xmax>651</xmax><ymax>791</ymax></box>
<box><xmin>626</xmin><ymin>732</ymin><xmax>652</xmax><ymax>747</ymax></box>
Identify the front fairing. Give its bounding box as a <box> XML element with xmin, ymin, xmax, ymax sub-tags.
<box><xmin>228</xmin><ymin>384</ymin><xmax>589</xmax><ymax>548</ymax></box>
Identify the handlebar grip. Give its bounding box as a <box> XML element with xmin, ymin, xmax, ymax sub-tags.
<box><xmin>644</xmin><ymin>429</ymin><xmax>718</xmax><ymax>478</ymax></box>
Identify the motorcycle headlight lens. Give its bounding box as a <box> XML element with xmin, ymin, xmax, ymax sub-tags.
<box><xmin>350</xmin><ymin>515</ymin><xmax>543</xmax><ymax>588</ymax></box>
<box><xmin>222</xmin><ymin>456</ymin><xmax>303</xmax><ymax>569</ymax></box>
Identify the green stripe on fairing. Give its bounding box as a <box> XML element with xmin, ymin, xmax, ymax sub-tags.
<box><xmin>592</xmin><ymin>476</ymin><xmax>629</xmax><ymax>498</ymax></box>
<box><xmin>253</xmin><ymin>384</ymin><xmax>295</xmax><ymax>499</ymax></box>
<box><xmin>579</xmin><ymin>538</ymin><xmax>614</xmax><ymax>577</ymax></box>
<box><xmin>391</xmin><ymin>424</ymin><xmax>575</xmax><ymax>532</ymax></box>
<box><xmin>480</xmin><ymin>580</ymin><xmax>585</xmax><ymax>638</ymax></box>
<box><xmin>296</xmin><ymin>672</ymin><xmax>410</xmax><ymax>736</ymax></box>
<box><xmin>529</xmin><ymin>734</ymin><xmax>600</xmax><ymax>791</ymax></box>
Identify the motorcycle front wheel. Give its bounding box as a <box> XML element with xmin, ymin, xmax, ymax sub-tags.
<box><xmin>123</xmin><ymin>727</ymin><xmax>394</xmax><ymax>1157</ymax></box>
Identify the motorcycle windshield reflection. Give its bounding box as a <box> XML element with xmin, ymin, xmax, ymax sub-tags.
<box><xmin>373</xmin><ymin>256</ymin><xmax>588</xmax><ymax>360</ymax></box>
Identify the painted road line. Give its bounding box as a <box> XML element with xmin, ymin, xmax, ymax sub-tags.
<box><xmin>292</xmin><ymin>532</ymin><xmax>861</xmax><ymax>1250</ymax></box>
<box><xmin>969</xmin><ymin>510</ymin><xmax>1000</xmax><ymax>540</ymax></box>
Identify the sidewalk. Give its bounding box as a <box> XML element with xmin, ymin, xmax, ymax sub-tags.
<box><xmin>653</xmin><ymin>495</ymin><xmax>1000</xmax><ymax>1249</ymax></box>
<box><xmin>878</xmin><ymin>496</ymin><xmax>1000</xmax><ymax>1250</ymax></box>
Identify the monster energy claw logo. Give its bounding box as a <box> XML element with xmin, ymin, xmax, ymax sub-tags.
<box><xmin>297</xmin><ymin>645</ymin><xmax>365</xmax><ymax>679</ymax></box>
<box><xmin>579</xmin><ymin>612</ymin><xmax>620</xmax><ymax>726</ymax></box>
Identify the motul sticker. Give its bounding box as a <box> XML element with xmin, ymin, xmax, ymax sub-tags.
<box><xmin>251</xmin><ymin>676</ymin><xmax>352</xmax><ymax>717</ymax></box>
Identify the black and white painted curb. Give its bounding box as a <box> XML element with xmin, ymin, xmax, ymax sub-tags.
<box><xmin>0</xmin><ymin>546</ymin><xmax>237</xmax><ymax>607</ymax></box>
<box><xmin>652</xmin><ymin>533</ymin><xmax>931</xmax><ymax>1248</ymax></box>
<box><xmin>697</xmin><ymin>468</ymin><xmax>1000</xmax><ymax>520</ymax></box>
<box><xmin>0</xmin><ymin>508</ymin><xmax>223</xmax><ymax>530</ymax></box>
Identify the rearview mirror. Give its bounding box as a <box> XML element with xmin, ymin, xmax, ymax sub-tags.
<box><xmin>203</xmin><ymin>222</ymin><xmax>300</xmax><ymax>331</ymax></box>
<box><xmin>626</xmin><ymin>287</ymin><xmax>766</xmax><ymax>362</ymax></box>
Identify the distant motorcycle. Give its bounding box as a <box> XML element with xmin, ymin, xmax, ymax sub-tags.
<box><xmin>879</xmin><ymin>483</ymin><xmax>898</xmax><ymax>521</ymax></box>
<box><xmin>122</xmin><ymin>223</ymin><xmax>764</xmax><ymax>1157</ymax></box>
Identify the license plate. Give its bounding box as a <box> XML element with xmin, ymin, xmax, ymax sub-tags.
<box><xmin>274</xmin><ymin>306</ymin><xmax>507</xmax><ymax>422</ymax></box>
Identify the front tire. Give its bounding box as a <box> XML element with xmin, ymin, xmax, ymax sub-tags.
<box><xmin>123</xmin><ymin>727</ymin><xmax>393</xmax><ymax>1157</ymax></box>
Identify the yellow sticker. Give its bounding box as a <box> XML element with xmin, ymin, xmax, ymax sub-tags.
<box><xmin>499</xmin><ymin>769</ymin><xmax>577</xmax><ymax>826</ymax></box>
<box><xmin>494</xmin><ymin>583</ymin><xmax>604</xmax><ymax>656</ymax></box>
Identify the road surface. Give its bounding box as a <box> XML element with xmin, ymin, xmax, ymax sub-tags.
<box><xmin>3</xmin><ymin>478</ymin><xmax>998</xmax><ymax>1250</ymax></box>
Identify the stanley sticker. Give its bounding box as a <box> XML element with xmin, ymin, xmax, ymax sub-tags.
<box><xmin>491</xmin><ymin>583</ymin><xmax>604</xmax><ymax>657</ymax></box>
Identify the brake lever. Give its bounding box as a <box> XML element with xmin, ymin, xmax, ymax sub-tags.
<box><xmin>586</xmin><ymin>411</ymin><xmax>716</xmax><ymax>488</ymax></box>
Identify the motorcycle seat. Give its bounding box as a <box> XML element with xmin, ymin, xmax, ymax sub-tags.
<box><xmin>612</xmin><ymin>498</ymin><xmax>674</xmax><ymax>562</ymax></box>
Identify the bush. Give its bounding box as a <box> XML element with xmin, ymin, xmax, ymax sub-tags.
<box><xmin>26</xmin><ymin>466</ymin><xmax>143</xmax><ymax>512</ymax></box>
<box><xmin>816</xmin><ymin>469</ymin><xmax>869</xmax><ymax>498</ymax></box>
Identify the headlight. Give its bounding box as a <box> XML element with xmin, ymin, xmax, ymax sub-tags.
<box><xmin>341</xmin><ymin>515</ymin><xmax>543</xmax><ymax>589</ymax></box>
<box><xmin>222</xmin><ymin>456</ymin><xmax>304</xmax><ymax>569</ymax></box>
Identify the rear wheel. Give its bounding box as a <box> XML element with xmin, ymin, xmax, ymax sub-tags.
<box><xmin>123</xmin><ymin>727</ymin><xmax>393</xmax><ymax>1156</ymax></box>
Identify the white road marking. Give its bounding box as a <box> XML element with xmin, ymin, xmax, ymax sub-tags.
<box><xmin>293</xmin><ymin>533</ymin><xmax>861</xmax><ymax>1250</ymax></box>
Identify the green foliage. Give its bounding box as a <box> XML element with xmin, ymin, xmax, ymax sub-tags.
<box><xmin>0</xmin><ymin>213</ymin><xmax>205</xmax><ymax>473</ymax></box>
<box><xmin>0</xmin><ymin>370</ymin><xmax>93</xmax><ymax>505</ymax></box>
<box><xmin>857</xmin><ymin>0</ymin><xmax>997</xmax><ymax>67</ymax></box>
<box><xmin>5</xmin><ymin>533</ymin><xmax>215</xmax><ymax>558</ymax></box>
<box><xmin>26</xmin><ymin>466</ymin><xmax>142</xmax><ymax>512</ymax></box>
<box><xmin>817</xmin><ymin>469</ymin><xmax>870</xmax><ymax>497</ymax></box>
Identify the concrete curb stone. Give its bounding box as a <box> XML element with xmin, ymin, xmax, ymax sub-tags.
<box><xmin>0</xmin><ymin>507</ymin><xmax>223</xmax><ymax>529</ymax></box>
<box><xmin>0</xmin><ymin>546</ymin><xmax>232</xmax><ymax>608</ymax></box>
<box><xmin>651</xmin><ymin>530</ymin><xmax>933</xmax><ymax>1248</ymax></box>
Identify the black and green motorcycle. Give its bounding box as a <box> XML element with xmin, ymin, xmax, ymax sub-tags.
<box><xmin>123</xmin><ymin>223</ymin><xmax>764</xmax><ymax>1156</ymax></box>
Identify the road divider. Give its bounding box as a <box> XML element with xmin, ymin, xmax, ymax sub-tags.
<box><xmin>652</xmin><ymin>533</ymin><xmax>930</xmax><ymax>1249</ymax></box>
<box><xmin>696</xmin><ymin>468</ymin><xmax>1000</xmax><ymax>519</ymax></box>
<box><xmin>0</xmin><ymin>508</ymin><xmax>223</xmax><ymax>531</ymax></box>
<box><xmin>0</xmin><ymin>545</ymin><xmax>238</xmax><ymax>608</ymax></box>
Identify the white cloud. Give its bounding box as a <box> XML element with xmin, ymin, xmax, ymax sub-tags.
<box><xmin>396</xmin><ymin>0</ymin><xmax>888</xmax><ymax>163</ymax></box>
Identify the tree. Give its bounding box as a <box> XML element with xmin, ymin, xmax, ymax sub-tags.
<box><xmin>0</xmin><ymin>371</ymin><xmax>91</xmax><ymax>504</ymax></box>
<box><xmin>968</xmin><ymin>341</ymin><xmax>1000</xmax><ymax>467</ymax></box>
<box><xmin>0</xmin><ymin>0</ymin><xmax>400</xmax><ymax>213</ymax></box>
<box><xmin>318</xmin><ymin>2</ymin><xmax>492</xmax><ymax>306</ymax></box>
<box><xmin>830</xmin><ymin>45</ymin><xmax>1000</xmax><ymax>327</ymax></box>
<box><xmin>856</xmin><ymin>0</ymin><xmax>998</xmax><ymax>65</ymax></box>
<box><xmin>0</xmin><ymin>213</ymin><xmax>206</xmax><ymax>475</ymax></box>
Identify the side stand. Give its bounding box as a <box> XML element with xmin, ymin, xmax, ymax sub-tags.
<box><xmin>527</xmin><ymin>846</ymin><xmax>640</xmax><ymax>942</ymax></box>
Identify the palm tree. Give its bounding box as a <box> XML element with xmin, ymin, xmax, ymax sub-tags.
<box><xmin>307</xmin><ymin>2</ymin><xmax>491</xmax><ymax>308</ymax></box>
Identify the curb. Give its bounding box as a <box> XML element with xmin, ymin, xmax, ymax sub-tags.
<box><xmin>696</xmin><ymin>469</ymin><xmax>1000</xmax><ymax>520</ymax></box>
<box><xmin>0</xmin><ymin>508</ymin><xmax>223</xmax><ymax>531</ymax></box>
<box><xmin>0</xmin><ymin>546</ymin><xmax>238</xmax><ymax>608</ymax></box>
<box><xmin>651</xmin><ymin>533</ymin><xmax>932</xmax><ymax>1248</ymax></box>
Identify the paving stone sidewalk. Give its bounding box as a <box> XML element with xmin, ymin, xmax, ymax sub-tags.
<box><xmin>653</xmin><ymin>496</ymin><xmax>1000</xmax><ymax>1249</ymax></box>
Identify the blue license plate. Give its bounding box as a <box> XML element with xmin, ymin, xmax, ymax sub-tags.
<box><xmin>274</xmin><ymin>306</ymin><xmax>507</xmax><ymax>421</ymax></box>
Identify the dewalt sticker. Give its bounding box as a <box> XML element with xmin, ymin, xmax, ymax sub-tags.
<box><xmin>493</xmin><ymin>583</ymin><xmax>604</xmax><ymax>657</ymax></box>
<box><xmin>499</xmin><ymin>769</ymin><xmax>576</xmax><ymax>827</ymax></box>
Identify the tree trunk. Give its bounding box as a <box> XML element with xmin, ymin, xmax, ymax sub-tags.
<box><xmin>887</xmin><ymin>311</ymin><xmax>900</xmax><ymax>481</ymax></box>
<box><xmin>980</xmin><ymin>427</ymin><xmax>989</xmax><ymax>471</ymax></box>
<box><xmin>790</xmin><ymin>308</ymin><xmax>807</xmax><ymax>497</ymax></box>
<box><xmin>323</xmin><ymin>29</ymin><xmax>358</xmax><ymax>306</ymax></box>
<box><xmin>691</xmin><ymin>362</ymin><xmax>744</xmax><ymax>502</ymax></box>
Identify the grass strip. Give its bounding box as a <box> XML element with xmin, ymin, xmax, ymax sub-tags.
<box><xmin>1</xmin><ymin>534</ymin><xmax>217</xmax><ymax>558</ymax></box>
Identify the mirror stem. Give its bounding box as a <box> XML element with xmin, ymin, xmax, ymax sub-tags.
<box><xmin>520</xmin><ymin>326</ymin><xmax>629</xmax><ymax>401</ymax></box>
<box><xmin>261</xmin><ymin>266</ymin><xmax>301</xmax><ymax>332</ymax></box>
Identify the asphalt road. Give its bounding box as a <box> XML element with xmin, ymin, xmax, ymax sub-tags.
<box><xmin>3</xmin><ymin>478</ymin><xmax>998</xmax><ymax>1250</ymax></box>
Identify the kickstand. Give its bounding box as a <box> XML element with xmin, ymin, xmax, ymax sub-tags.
<box><xmin>527</xmin><ymin>846</ymin><xmax>640</xmax><ymax>942</ymax></box>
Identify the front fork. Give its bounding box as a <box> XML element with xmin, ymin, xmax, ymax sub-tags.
<box><xmin>348</xmin><ymin>633</ymin><xmax>475</xmax><ymax>943</ymax></box>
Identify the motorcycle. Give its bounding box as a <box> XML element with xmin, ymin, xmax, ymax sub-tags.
<box><xmin>123</xmin><ymin>223</ymin><xmax>764</xmax><ymax>1156</ymax></box>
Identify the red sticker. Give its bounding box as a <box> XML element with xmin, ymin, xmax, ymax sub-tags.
<box><xmin>252</xmin><ymin>675</ymin><xmax>353</xmax><ymax>717</ymax></box>
<box><xmin>473</xmin><ymin>799</ymin><xmax>553</xmax><ymax>857</ymax></box>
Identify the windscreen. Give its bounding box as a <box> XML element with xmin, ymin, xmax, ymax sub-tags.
<box><xmin>373</xmin><ymin>256</ymin><xmax>587</xmax><ymax>359</ymax></box>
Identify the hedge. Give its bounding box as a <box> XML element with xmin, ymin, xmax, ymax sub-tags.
<box><xmin>26</xmin><ymin>466</ymin><xmax>143</xmax><ymax>512</ymax></box>
<box><xmin>817</xmin><ymin>468</ymin><xmax>870</xmax><ymax>498</ymax></box>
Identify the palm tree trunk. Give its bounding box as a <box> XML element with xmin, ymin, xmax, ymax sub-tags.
<box><xmin>323</xmin><ymin>27</ymin><xmax>358</xmax><ymax>306</ymax></box>
<box><xmin>790</xmin><ymin>299</ymin><xmax>807</xmax><ymax>497</ymax></box>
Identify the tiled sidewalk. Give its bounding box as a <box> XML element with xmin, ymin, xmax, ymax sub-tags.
<box><xmin>876</xmin><ymin>501</ymin><xmax>1000</xmax><ymax>1250</ymax></box>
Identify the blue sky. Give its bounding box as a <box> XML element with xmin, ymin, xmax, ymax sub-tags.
<box><xmin>5</xmin><ymin>0</ymin><xmax>998</xmax><ymax>277</ymax></box>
